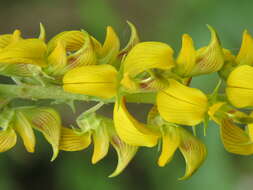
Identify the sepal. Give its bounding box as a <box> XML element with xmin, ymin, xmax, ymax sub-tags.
<box><xmin>120</xmin><ymin>21</ymin><xmax>140</xmax><ymax>55</ymax></box>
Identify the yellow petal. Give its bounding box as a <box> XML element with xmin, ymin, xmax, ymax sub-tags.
<box><xmin>123</xmin><ymin>42</ymin><xmax>174</xmax><ymax>77</ymax></box>
<box><xmin>158</xmin><ymin>126</ymin><xmax>180</xmax><ymax>167</ymax></box>
<box><xmin>0</xmin><ymin>127</ymin><xmax>17</xmax><ymax>152</ymax></box>
<box><xmin>99</xmin><ymin>26</ymin><xmax>120</xmax><ymax>65</ymax></box>
<box><xmin>59</xmin><ymin>127</ymin><xmax>91</xmax><ymax>151</ymax></box>
<box><xmin>92</xmin><ymin>124</ymin><xmax>110</xmax><ymax>164</ymax></box>
<box><xmin>14</xmin><ymin>111</ymin><xmax>36</xmax><ymax>153</ymax></box>
<box><xmin>120</xmin><ymin>21</ymin><xmax>140</xmax><ymax>54</ymax></box>
<box><xmin>90</xmin><ymin>36</ymin><xmax>102</xmax><ymax>54</ymax></box>
<box><xmin>178</xmin><ymin>127</ymin><xmax>207</xmax><ymax>180</ymax></box>
<box><xmin>109</xmin><ymin>135</ymin><xmax>138</xmax><ymax>177</ymax></box>
<box><xmin>48</xmin><ymin>30</ymin><xmax>86</xmax><ymax>53</ymax></box>
<box><xmin>63</xmin><ymin>64</ymin><xmax>118</xmax><ymax>99</ymax></box>
<box><xmin>175</xmin><ymin>34</ymin><xmax>196</xmax><ymax>77</ymax></box>
<box><xmin>236</xmin><ymin>30</ymin><xmax>253</xmax><ymax>65</ymax></box>
<box><xmin>0</xmin><ymin>39</ymin><xmax>47</xmax><ymax>67</ymax></box>
<box><xmin>226</xmin><ymin>65</ymin><xmax>253</xmax><ymax>108</ymax></box>
<box><xmin>120</xmin><ymin>73</ymin><xmax>140</xmax><ymax>92</ymax></box>
<box><xmin>191</xmin><ymin>25</ymin><xmax>224</xmax><ymax>76</ymax></box>
<box><xmin>20</xmin><ymin>107</ymin><xmax>61</xmax><ymax>161</ymax></box>
<box><xmin>221</xmin><ymin>119</ymin><xmax>253</xmax><ymax>155</ymax></box>
<box><xmin>47</xmin><ymin>41</ymin><xmax>67</xmax><ymax>76</ymax></box>
<box><xmin>38</xmin><ymin>23</ymin><xmax>46</xmax><ymax>41</ymax></box>
<box><xmin>157</xmin><ymin>79</ymin><xmax>208</xmax><ymax>126</ymax></box>
<box><xmin>66</xmin><ymin>35</ymin><xmax>97</xmax><ymax>68</ymax></box>
<box><xmin>113</xmin><ymin>98</ymin><xmax>158</xmax><ymax>147</ymax></box>
<box><xmin>8</xmin><ymin>30</ymin><xmax>22</xmax><ymax>46</ymax></box>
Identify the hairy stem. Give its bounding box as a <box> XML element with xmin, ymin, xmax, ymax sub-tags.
<box><xmin>0</xmin><ymin>84</ymin><xmax>156</xmax><ymax>104</ymax></box>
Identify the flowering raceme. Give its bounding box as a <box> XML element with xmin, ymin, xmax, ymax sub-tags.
<box><xmin>1</xmin><ymin>22</ymin><xmax>253</xmax><ymax>180</ymax></box>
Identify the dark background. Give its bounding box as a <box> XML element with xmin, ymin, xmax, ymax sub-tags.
<box><xmin>0</xmin><ymin>0</ymin><xmax>253</xmax><ymax>189</ymax></box>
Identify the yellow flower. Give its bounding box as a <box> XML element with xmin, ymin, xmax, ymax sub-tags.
<box><xmin>59</xmin><ymin>114</ymin><xmax>138</xmax><ymax>177</ymax></box>
<box><xmin>158</xmin><ymin>125</ymin><xmax>207</xmax><ymax>180</ymax></box>
<box><xmin>47</xmin><ymin>30</ymin><xmax>97</xmax><ymax>75</ymax></box>
<box><xmin>120</xmin><ymin>41</ymin><xmax>174</xmax><ymax>92</ymax></box>
<box><xmin>113</xmin><ymin>97</ymin><xmax>159</xmax><ymax>147</ymax></box>
<box><xmin>47</xmin><ymin>26</ymin><xmax>120</xmax><ymax>75</ymax></box>
<box><xmin>63</xmin><ymin>64</ymin><xmax>118</xmax><ymax>99</ymax></box>
<box><xmin>175</xmin><ymin>25</ymin><xmax>224</xmax><ymax>77</ymax></box>
<box><xmin>122</xmin><ymin>41</ymin><xmax>174</xmax><ymax>77</ymax></box>
<box><xmin>0</xmin><ymin>107</ymin><xmax>61</xmax><ymax>161</ymax></box>
<box><xmin>147</xmin><ymin>106</ymin><xmax>207</xmax><ymax>179</ymax></box>
<box><xmin>157</xmin><ymin>79</ymin><xmax>208</xmax><ymax>126</ymax></box>
<box><xmin>226</xmin><ymin>65</ymin><xmax>253</xmax><ymax>108</ymax></box>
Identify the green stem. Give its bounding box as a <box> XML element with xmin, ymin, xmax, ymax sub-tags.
<box><xmin>0</xmin><ymin>84</ymin><xmax>156</xmax><ymax>104</ymax></box>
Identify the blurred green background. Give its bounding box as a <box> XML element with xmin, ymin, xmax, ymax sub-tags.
<box><xmin>0</xmin><ymin>0</ymin><xmax>253</xmax><ymax>189</ymax></box>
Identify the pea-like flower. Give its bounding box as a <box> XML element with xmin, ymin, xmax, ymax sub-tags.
<box><xmin>2</xmin><ymin>22</ymin><xmax>253</xmax><ymax>181</ymax></box>
<box><xmin>146</xmin><ymin>107</ymin><xmax>207</xmax><ymax>179</ymax></box>
<box><xmin>158</xmin><ymin>125</ymin><xmax>206</xmax><ymax>180</ymax></box>
<box><xmin>175</xmin><ymin>25</ymin><xmax>224</xmax><ymax>77</ymax></box>
<box><xmin>59</xmin><ymin>113</ymin><xmax>138</xmax><ymax>177</ymax></box>
<box><xmin>120</xmin><ymin>41</ymin><xmax>174</xmax><ymax>92</ymax></box>
<box><xmin>47</xmin><ymin>26</ymin><xmax>120</xmax><ymax>76</ymax></box>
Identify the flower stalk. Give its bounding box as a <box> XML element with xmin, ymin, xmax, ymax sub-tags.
<box><xmin>0</xmin><ymin>22</ymin><xmax>252</xmax><ymax>180</ymax></box>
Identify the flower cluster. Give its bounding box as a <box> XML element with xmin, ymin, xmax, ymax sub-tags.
<box><xmin>0</xmin><ymin>22</ymin><xmax>253</xmax><ymax>180</ymax></box>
